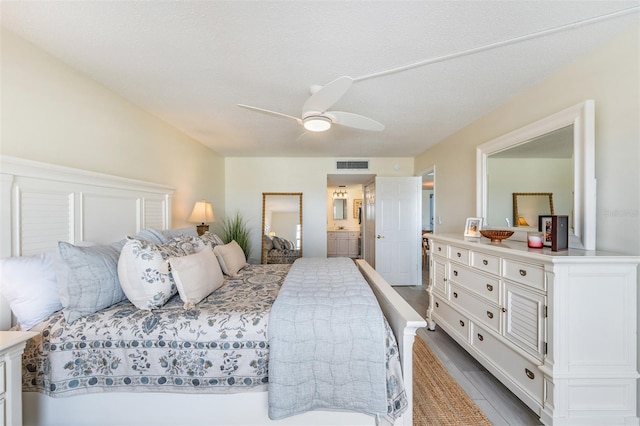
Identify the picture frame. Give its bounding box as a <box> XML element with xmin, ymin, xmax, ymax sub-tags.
<box><xmin>464</xmin><ymin>217</ymin><xmax>482</xmax><ymax>237</ymax></box>
<box><xmin>538</xmin><ymin>215</ymin><xmax>553</xmax><ymax>247</ymax></box>
<box><xmin>353</xmin><ymin>199</ymin><xmax>362</xmax><ymax>218</ymax></box>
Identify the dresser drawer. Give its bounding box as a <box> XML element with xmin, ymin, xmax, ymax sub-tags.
<box><xmin>431</xmin><ymin>240</ymin><xmax>447</xmax><ymax>257</ymax></box>
<box><xmin>503</xmin><ymin>258</ymin><xmax>545</xmax><ymax>290</ymax></box>
<box><xmin>433</xmin><ymin>297</ymin><xmax>470</xmax><ymax>342</ymax></box>
<box><xmin>448</xmin><ymin>264</ymin><xmax>500</xmax><ymax>304</ymax></box>
<box><xmin>450</xmin><ymin>284</ymin><xmax>501</xmax><ymax>334</ymax></box>
<box><xmin>472</xmin><ymin>325</ymin><xmax>543</xmax><ymax>405</ymax></box>
<box><xmin>471</xmin><ymin>252</ymin><xmax>501</xmax><ymax>275</ymax></box>
<box><xmin>448</xmin><ymin>245</ymin><xmax>470</xmax><ymax>264</ymax></box>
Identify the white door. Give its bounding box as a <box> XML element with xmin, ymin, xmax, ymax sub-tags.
<box><xmin>374</xmin><ymin>177</ymin><xmax>421</xmax><ymax>286</ymax></box>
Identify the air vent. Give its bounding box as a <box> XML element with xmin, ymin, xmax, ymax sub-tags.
<box><xmin>336</xmin><ymin>160</ymin><xmax>369</xmax><ymax>170</ymax></box>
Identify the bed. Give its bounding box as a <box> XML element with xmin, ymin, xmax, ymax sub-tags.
<box><xmin>0</xmin><ymin>156</ymin><xmax>426</xmax><ymax>426</ymax></box>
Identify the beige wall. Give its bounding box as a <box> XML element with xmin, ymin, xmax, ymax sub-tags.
<box><xmin>415</xmin><ymin>24</ymin><xmax>640</xmax><ymax>413</ymax></box>
<box><xmin>415</xmin><ymin>25</ymin><xmax>639</xmax><ymax>254</ymax></box>
<box><xmin>0</xmin><ymin>28</ymin><xmax>225</xmax><ymax>229</ymax></box>
<box><xmin>225</xmin><ymin>157</ymin><xmax>413</xmax><ymax>263</ymax></box>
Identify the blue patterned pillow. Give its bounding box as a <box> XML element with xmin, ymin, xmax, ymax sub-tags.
<box><xmin>159</xmin><ymin>227</ymin><xmax>198</xmax><ymax>240</ymax></box>
<box><xmin>134</xmin><ymin>228</ymin><xmax>169</xmax><ymax>244</ymax></box>
<box><xmin>117</xmin><ymin>236</ymin><xmax>200</xmax><ymax>310</ymax></box>
<box><xmin>56</xmin><ymin>241</ymin><xmax>127</xmax><ymax>324</ymax></box>
<box><xmin>271</xmin><ymin>236</ymin><xmax>284</xmax><ymax>250</ymax></box>
<box><xmin>199</xmin><ymin>231</ymin><xmax>225</xmax><ymax>249</ymax></box>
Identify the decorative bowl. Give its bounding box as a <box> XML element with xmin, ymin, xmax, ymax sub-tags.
<box><xmin>480</xmin><ymin>230</ymin><xmax>514</xmax><ymax>242</ymax></box>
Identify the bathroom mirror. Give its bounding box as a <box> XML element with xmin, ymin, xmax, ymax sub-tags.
<box><xmin>477</xmin><ymin>100</ymin><xmax>595</xmax><ymax>250</ymax></box>
<box><xmin>333</xmin><ymin>198</ymin><xmax>347</xmax><ymax>220</ymax></box>
<box><xmin>261</xmin><ymin>192</ymin><xmax>302</xmax><ymax>264</ymax></box>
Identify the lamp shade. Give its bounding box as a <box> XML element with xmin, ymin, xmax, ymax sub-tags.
<box><xmin>188</xmin><ymin>200</ymin><xmax>215</xmax><ymax>224</ymax></box>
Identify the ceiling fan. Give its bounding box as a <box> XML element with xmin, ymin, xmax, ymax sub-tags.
<box><xmin>238</xmin><ymin>76</ymin><xmax>384</xmax><ymax>132</ymax></box>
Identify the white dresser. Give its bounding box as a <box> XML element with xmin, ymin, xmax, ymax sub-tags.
<box><xmin>0</xmin><ymin>331</ymin><xmax>38</xmax><ymax>426</ymax></box>
<box><xmin>427</xmin><ymin>234</ymin><xmax>639</xmax><ymax>425</ymax></box>
<box><xmin>327</xmin><ymin>231</ymin><xmax>360</xmax><ymax>258</ymax></box>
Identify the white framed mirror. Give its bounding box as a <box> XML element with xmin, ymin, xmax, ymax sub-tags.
<box><xmin>477</xmin><ymin>100</ymin><xmax>595</xmax><ymax>250</ymax></box>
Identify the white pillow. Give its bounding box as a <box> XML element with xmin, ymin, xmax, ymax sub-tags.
<box><xmin>0</xmin><ymin>252</ymin><xmax>63</xmax><ymax>329</ymax></box>
<box><xmin>170</xmin><ymin>249</ymin><xmax>224</xmax><ymax>309</ymax></box>
<box><xmin>213</xmin><ymin>240</ymin><xmax>248</xmax><ymax>276</ymax></box>
<box><xmin>118</xmin><ymin>237</ymin><xmax>198</xmax><ymax>310</ymax></box>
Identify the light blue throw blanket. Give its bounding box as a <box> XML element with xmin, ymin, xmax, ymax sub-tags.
<box><xmin>268</xmin><ymin>257</ymin><xmax>388</xmax><ymax>420</ymax></box>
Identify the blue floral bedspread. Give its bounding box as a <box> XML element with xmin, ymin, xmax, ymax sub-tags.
<box><xmin>22</xmin><ymin>263</ymin><xmax>406</xmax><ymax>417</ymax></box>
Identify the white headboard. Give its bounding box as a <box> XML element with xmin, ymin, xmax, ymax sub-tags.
<box><xmin>0</xmin><ymin>156</ymin><xmax>174</xmax><ymax>329</ymax></box>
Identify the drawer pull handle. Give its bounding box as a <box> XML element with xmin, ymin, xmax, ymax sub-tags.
<box><xmin>486</xmin><ymin>284</ymin><xmax>493</xmax><ymax>292</ymax></box>
<box><xmin>435</xmin><ymin>302</ymin><xmax>439</xmax><ymax>308</ymax></box>
<box><xmin>453</xmin><ymin>292</ymin><xmax>458</xmax><ymax>298</ymax></box>
<box><xmin>438</xmin><ymin>247</ymin><xmax>442</xmax><ymax>252</ymax></box>
<box><xmin>486</xmin><ymin>311</ymin><xmax>494</xmax><ymax>319</ymax></box>
<box><xmin>453</xmin><ymin>270</ymin><xmax>458</xmax><ymax>277</ymax></box>
<box><xmin>459</xmin><ymin>320</ymin><xmax>465</xmax><ymax>327</ymax></box>
<box><xmin>519</xmin><ymin>269</ymin><xmax>527</xmax><ymax>276</ymax></box>
<box><xmin>525</xmin><ymin>368</ymin><xmax>535</xmax><ymax>380</ymax></box>
<box><xmin>477</xmin><ymin>333</ymin><xmax>484</xmax><ymax>342</ymax></box>
<box><xmin>501</xmin><ymin>307</ymin><xmax>507</xmax><ymax>313</ymax></box>
<box><xmin>483</xmin><ymin>259</ymin><xmax>488</xmax><ymax>265</ymax></box>
<box><xmin>457</xmin><ymin>252</ymin><xmax>461</xmax><ymax>257</ymax></box>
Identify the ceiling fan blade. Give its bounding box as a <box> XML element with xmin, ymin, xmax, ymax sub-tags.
<box><xmin>238</xmin><ymin>104</ymin><xmax>302</xmax><ymax>123</ymax></box>
<box><xmin>302</xmin><ymin>76</ymin><xmax>353</xmax><ymax>115</ymax></box>
<box><xmin>326</xmin><ymin>111</ymin><xmax>385</xmax><ymax>131</ymax></box>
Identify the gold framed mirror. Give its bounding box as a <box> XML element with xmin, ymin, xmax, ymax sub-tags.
<box><xmin>261</xmin><ymin>192</ymin><xmax>302</xmax><ymax>264</ymax></box>
<box><xmin>512</xmin><ymin>192</ymin><xmax>554</xmax><ymax>227</ymax></box>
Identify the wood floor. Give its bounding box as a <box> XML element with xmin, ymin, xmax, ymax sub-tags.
<box><xmin>394</xmin><ymin>267</ymin><xmax>542</xmax><ymax>426</ymax></box>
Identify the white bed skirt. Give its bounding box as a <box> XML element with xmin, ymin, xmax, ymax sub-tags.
<box><xmin>24</xmin><ymin>391</ymin><xmax>379</xmax><ymax>426</ymax></box>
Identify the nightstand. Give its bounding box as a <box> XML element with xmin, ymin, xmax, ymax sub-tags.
<box><xmin>0</xmin><ymin>331</ymin><xmax>38</xmax><ymax>426</ymax></box>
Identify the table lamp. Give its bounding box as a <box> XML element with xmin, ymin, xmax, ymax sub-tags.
<box><xmin>187</xmin><ymin>199</ymin><xmax>215</xmax><ymax>236</ymax></box>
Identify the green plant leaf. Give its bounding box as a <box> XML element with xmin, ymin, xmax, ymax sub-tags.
<box><xmin>220</xmin><ymin>211</ymin><xmax>252</xmax><ymax>260</ymax></box>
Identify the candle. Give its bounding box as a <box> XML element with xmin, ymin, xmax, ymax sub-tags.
<box><xmin>528</xmin><ymin>234</ymin><xmax>543</xmax><ymax>248</ymax></box>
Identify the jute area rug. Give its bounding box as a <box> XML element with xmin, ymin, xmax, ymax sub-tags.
<box><xmin>413</xmin><ymin>336</ymin><xmax>492</xmax><ymax>425</ymax></box>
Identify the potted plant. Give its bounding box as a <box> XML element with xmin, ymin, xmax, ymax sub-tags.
<box><xmin>220</xmin><ymin>211</ymin><xmax>252</xmax><ymax>260</ymax></box>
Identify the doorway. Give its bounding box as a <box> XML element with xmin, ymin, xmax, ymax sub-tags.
<box><xmin>419</xmin><ymin>166</ymin><xmax>435</xmax><ymax>286</ymax></box>
<box><xmin>327</xmin><ymin>174</ymin><xmax>421</xmax><ymax>286</ymax></box>
<box><xmin>327</xmin><ymin>174</ymin><xmax>375</xmax><ymax>260</ymax></box>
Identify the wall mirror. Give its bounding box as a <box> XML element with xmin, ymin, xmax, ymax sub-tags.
<box><xmin>477</xmin><ymin>100</ymin><xmax>595</xmax><ymax>250</ymax></box>
<box><xmin>333</xmin><ymin>198</ymin><xmax>347</xmax><ymax>220</ymax></box>
<box><xmin>261</xmin><ymin>192</ymin><xmax>302</xmax><ymax>264</ymax></box>
<box><xmin>512</xmin><ymin>193</ymin><xmax>554</xmax><ymax>227</ymax></box>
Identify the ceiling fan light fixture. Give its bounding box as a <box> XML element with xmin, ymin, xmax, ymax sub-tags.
<box><xmin>303</xmin><ymin>116</ymin><xmax>332</xmax><ymax>132</ymax></box>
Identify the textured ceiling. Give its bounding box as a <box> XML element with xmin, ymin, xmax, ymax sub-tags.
<box><xmin>2</xmin><ymin>1</ymin><xmax>638</xmax><ymax>158</ymax></box>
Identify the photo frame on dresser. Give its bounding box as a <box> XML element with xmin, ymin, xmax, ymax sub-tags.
<box><xmin>539</xmin><ymin>215</ymin><xmax>553</xmax><ymax>247</ymax></box>
<box><xmin>464</xmin><ymin>217</ymin><xmax>482</xmax><ymax>237</ymax></box>
<box><xmin>539</xmin><ymin>215</ymin><xmax>569</xmax><ymax>250</ymax></box>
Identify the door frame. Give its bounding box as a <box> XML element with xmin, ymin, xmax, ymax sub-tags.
<box><xmin>417</xmin><ymin>165</ymin><xmax>436</xmax><ymax>234</ymax></box>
